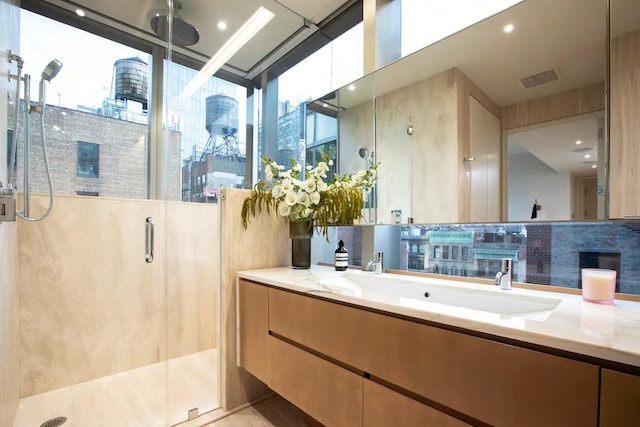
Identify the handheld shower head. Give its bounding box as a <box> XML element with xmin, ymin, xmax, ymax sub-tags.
<box><xmin>39</xmin><ymin>59</ymin><xmax>63</xmax><ymax>107</ymax></box>
<box><xmin>41</xmin><ymin>59</ymin><xmax>63</xmax><ymax>82</ymax></box>
<box><xmin>359</xmin><ymin>147</ymin><xmax>369</xmax><ymax>159</ymax></box>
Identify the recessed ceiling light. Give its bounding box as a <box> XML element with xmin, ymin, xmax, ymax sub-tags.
<box><xmin>503</xmin><ymin>24</ymin><xmax>514</xmax><ymax>33</ymax></box>
<box><xmin>217</xmin><ymin>21</ymin><xmax>227</xmax><ymax>30</ymax></box>
<box><xmin>52</xmin><ymin>125</ymin><xmax>60</xmax><ymax>131</ymax></box>
<box><xmin>348</xmin><ymin>84</ymin><xmax>356</xmax><ymax>91</ymax></box>
<box><xmin>61</xmin><ymin>111</ymin><xmax>67</xmax><ymax>116</ymax></box>
<box><xmin>75</xmin><ymin>9</ymin><xmax>85</xmax><ymax>17</ymax></box>
<box><xmin>585</xmin><ymin>154</ymin><xmax>591</xmax><ymax>159</ymax></box>
<box><xmin>575</xmin><ymin>140</ymin><xmax>582</xmax><ymax>145</ymax></box>
<box><xmin>322</xmin><ymin>103</ymin><xmax>328</xmax><ymax>107</ymax></box>
<box><xmin>592</xmin><ymin>165</ymin><xmax>597</xmax><ymax>169</ymax></box>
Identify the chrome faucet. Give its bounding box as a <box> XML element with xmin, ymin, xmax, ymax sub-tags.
<box><xmin>494</xmin><ymin>258</ymin><xmax>512</xmax><ymax>290</ymax></box>
<box><xmin>365</xmin><ymin>251</ymin><xmax>384</xmax><ymax>274</ymax></box>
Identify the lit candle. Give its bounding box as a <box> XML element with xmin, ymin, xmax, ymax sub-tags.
<box><xmin>581</xmin><ymin>268</ymin><xmax>616</xmax><ymax>304</ymax></box>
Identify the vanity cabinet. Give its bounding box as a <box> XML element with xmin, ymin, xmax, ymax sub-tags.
<box><xmin>600</xmin><ymin>369</ymin><xmax>640</xmax><ymax>426</ymax></box>
<box><xmin>238</xmin><ymin>278</ymin><xmax>616</xmax><ymax>427</ymax></box>
<box><xmin>268</xmin><ymin>287</ymin><xmax>598</xmax><ymax>427</ymax></box>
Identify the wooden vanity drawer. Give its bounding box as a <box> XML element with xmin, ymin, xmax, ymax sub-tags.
<box><xmin>267</xmin><ymin>335</ymin><xmax>362</xmax><ymax>427</ymax></box>
<box><xmin>600</xmin><ymin>369</ymin><xmax>640</xmax><ymax>426</ymax></box>
<box><xmin>363</xmin><ymin>379</ymin><xmax>469</xmax><ymax>427</ymax></box>
<box><xmin>269</xmin><ymin>288</ymin><xmax>599</xmax><ymax>427</ymax></box>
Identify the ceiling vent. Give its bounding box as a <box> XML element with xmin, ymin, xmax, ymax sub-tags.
<box><xmin>520</xmin><ymin>68</ymin><xmax>560</xmax><ymax>88</ymax></box>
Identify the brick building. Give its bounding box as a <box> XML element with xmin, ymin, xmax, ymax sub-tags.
<box><xmin>10</xmin><ymin>103</ymin><xmax>182</xmax><ymax>200</ymax></box>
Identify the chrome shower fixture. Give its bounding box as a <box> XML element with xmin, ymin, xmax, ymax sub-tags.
<box><xmin>39</xmin><ymin>59</ymin><xmax>63</xmax><ymax>108</ymax></box>
<box><xmin>41</xmin><ymin>59</ymin><xmax>63</xmax><ymax>81</ymax></box>
<box><xmin>150</xmin><ymin>0</ymin><xmax>200</xmax><ymax>47</ymax></box>
<box><xmin>359</xmin><ymin>147</ymin><xmax>369</xmax><ymax>159</ymax></box>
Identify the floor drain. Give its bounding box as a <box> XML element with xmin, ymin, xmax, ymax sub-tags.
<box><xmin>40</xmin><ymin>417</ymin><xmax>67</xmax><ymax>427</ymax></box>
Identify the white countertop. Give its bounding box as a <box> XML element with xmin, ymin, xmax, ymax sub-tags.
<box><xmin>238</xmin><ymin>266</ymin><xmax>640</xmax><ymax>368</ymax></box>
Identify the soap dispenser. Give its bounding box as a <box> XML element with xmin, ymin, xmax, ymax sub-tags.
<box><xmin>334</xmin><ymin>240</ymin><xmax>348</xmax><ymax>271</ymax></box>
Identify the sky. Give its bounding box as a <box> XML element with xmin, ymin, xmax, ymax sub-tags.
<box><xmin>20</xmin><ymin>10</ymin><xmax>147</xmax><ymax>110</ymax></box>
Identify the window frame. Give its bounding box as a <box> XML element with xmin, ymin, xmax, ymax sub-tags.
<box><xmin>76</xmin><ymin>141</ymin><xmax>100</xmax><ymax>178</ymax></box>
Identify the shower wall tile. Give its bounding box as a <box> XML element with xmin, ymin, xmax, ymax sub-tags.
<box><xmin>166</xmin><ymin>201</ymin><xmax>219</xmax><ymax>358</ymax></box>
<box><xmin>220</xmin><ymin>188</ymin><xmax>290</xmax><ymax>410</ymax></box>
<box><xmin>19</xmin><ymin>194</ymin><xmax>165</xmax><ymax>397</ymax></box>
<box><xmin>384</xmin><ymin>69</ymin><xmax>460</xmax><ymax>224</ymax></box>
<box><xmin>18</xmin><ymin>194</ymin><xmax>220</xmax><ymax>397</ymax></box>
<box><xmin>0</xmin><ymin>0</ymin><xmax>20</xmax><ymax>425</ymax></box>
<box><xmin>0</xmin><ymin>221</ymin><xmax>18</xmax><ymax>427</ymax></box>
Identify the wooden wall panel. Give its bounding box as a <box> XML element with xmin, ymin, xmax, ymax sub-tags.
<box><xmin>501</xmin><ymin>82</ymin><xmax>605</xmax><ymax>131</ymax></box>
<box><xmin>610</xmin><ymin>29</ymin><xmax>640</xmax><ymax>218</ymax></box>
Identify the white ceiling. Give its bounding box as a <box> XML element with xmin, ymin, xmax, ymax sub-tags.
<box><xmin>44</xmin><ymin>0</ymin><xmax>352</xmax><ymax>79</ymax></box>
<box><xmin>335</xmin><ymin>0</ymin><xmax>607</xmax><ymax>109</ymax></box>
<box><xmin>508</xmin><ymin>112</ymin><xmax>603</xmax><ymax>177</ymax></box>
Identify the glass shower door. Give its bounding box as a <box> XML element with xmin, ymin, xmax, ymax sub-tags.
<box><xmin>8</xmin><ymin>2</ymin><xmax>172</xmax><ymax>426</ymax></box>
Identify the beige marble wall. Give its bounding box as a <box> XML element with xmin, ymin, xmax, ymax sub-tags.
<box><xmin>220</xmin><ymin>188</ymin><xmax>290</xmax><ymax>410</ymax></box>
<box><xmin>18</xmin><ymin>194</ymin><xmax>219</xmax><ymax>397</ymax></box>
<box><xmin>379</xmin><ymin>69</ymin><xmax>460</xmax><ymax>223</ymax></box>
<box><xmin>166</xmin><ymin>201</ymin><xmax>219</xmax><ymax>358</ymax></box>
<box><xmin>0</xmin><ymin>1</ymin><xmax>20</xmax><ymax>425</ymax></box>
<box><xmin>375</xmin><ymin>98</ymin><xmax>413</xmax><ymax>224</ymax></box>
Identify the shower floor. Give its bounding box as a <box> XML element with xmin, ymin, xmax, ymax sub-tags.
<box><xmin>12</xmin><ymin>349</ymin><xmax>218</xmax><ymax>427</ymax></box>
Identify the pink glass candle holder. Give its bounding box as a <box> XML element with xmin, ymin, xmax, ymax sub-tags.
<box><xmin>581</xmin><ymin>268</ymin><xmax>616</xmax><ymax>304</ymax></box>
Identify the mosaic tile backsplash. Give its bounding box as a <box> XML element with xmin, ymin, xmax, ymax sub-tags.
<box><xmin>334</xmin><ymin>220</ymin><xmax>640</xmax><ymax>295</ymax></box>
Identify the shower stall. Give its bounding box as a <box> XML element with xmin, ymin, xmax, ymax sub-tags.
<box><xmin>1</xmin><ymin>1</ymin><xmax>223</xmax><ymax>426</ymax></box>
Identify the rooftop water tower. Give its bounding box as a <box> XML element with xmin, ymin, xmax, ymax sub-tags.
<box><xmin>114</xmin><ymin>57</ymin><xmax>148</xmax><ymax>110</ymax></box>
<box><xmin>205</xmin><ymin>94</ymin><xmax>241</xmax><ymax>158</ymax></box>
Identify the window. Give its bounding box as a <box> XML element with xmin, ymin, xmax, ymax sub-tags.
<box><xmin>443</xmin><ymin>246</ymin><xmax>449</xmax><ymax>260</ymax></box>
<box><xmin>452</xmin><ymin>246</ymin><xmax>459</xmax><ymax>260</ymax></box>
<box><xmin>20</xmin><ymin>10</ymin><xmax>151</xmax><ymax>198</ymax></box>
<box><xmin>277</xmin><ymin>22</ymin><xmax>363</xmax><ymax>170</ymax></box>
<box><xmin>166</xmin><ymin>61</ymin><xmax>247</xmax><ymax>203</ymax></box>
<box><xmin>77</xmin><ymin>142</ymin><xmax>99</xmax><ymax>178</ymax></box>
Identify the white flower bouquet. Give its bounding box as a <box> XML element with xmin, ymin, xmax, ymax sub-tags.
<box><xmin>242</xmin><ymin>154</ymin><xmax>378</xmax><ymax>239</ymax></box>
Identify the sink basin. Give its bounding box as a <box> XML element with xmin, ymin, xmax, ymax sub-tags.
<box><xmin>315</xmin><ymin>272</ymin><xmax>561</xmax><ymax>316</ymax></box>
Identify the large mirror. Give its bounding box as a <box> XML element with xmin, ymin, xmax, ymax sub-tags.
<box><xmin>309</xmin><ymin>0</ymin><xmax>612</xmax><ymax>224</ymax></box>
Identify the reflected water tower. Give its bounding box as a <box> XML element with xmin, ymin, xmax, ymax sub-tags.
<box><xmin>114</xmin><ymin>57</ymin><xmax>148</xmax><ymax>110</ymax></box>
<box><xmin>204</xmin><ymin>94</ymin><xmax>241</xmax><ymax>159</ymax></box>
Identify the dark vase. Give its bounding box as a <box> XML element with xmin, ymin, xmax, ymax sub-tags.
<box><xmin>289</xmin><ymin>220</ymin><xmax>313</xmax><ymax>269</ymax></box>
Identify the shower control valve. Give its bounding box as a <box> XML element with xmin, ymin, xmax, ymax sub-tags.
<box><xmin>0</xmin><ymin>182</ymin><xmax>17</xmax><ymax>223</ymax></box>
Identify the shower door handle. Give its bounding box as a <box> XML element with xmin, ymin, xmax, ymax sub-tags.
<box><xmin>145</xmin><ymin>217</ymin><xmax>154</xmax><ymax>263</ymax></box>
